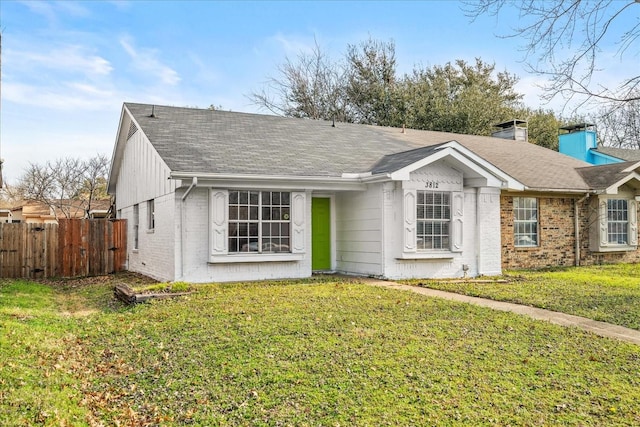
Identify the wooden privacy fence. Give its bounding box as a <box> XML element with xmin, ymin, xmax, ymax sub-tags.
<box><xmin>0</xmin><ymin>219</ymin><xmax>127</xmax><ymax>279</ymax></box>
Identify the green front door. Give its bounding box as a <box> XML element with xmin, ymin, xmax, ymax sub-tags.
<box><xmin>312</xmin><ymin>198</ymin><xmax>331</xmax><ymax>271</ymax></box>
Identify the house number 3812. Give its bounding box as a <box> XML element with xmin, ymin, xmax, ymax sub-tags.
<box><xmin>425</xmin><ymin>181</ymin><xmax>439</xmax><ymax>189</ymax></box>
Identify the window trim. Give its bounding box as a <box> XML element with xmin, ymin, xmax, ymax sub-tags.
<box><xmin>227</xmin><ymin>190</ymin><xmax>292</xmax><ymax>255</ymax></box>
<box><xmin>591</xmin><ymin>195</ymin><xmax>638</xmax><ymax>252</ymax></box>
<box><xmin>606</xmin><ymin>199</ymin><xmax>628</xmax><ymax>245</ymax></box>
<box><xmin>209</xmin><ymin>189</ymin><xmax>306</xmax><ymax>263</ymax></box>
<box><xmin>147</xmin><ymin>199</ymin><xmax>155</xmax><ymax>231</ymax></box>
<box><xmin>513</xmin><ymin>197</ymin><xmax>539</xmax><ymax>248</ymax></box>
<box><xmin>416</xmin><ymin>190</ymin><xmax>451</xmax><ymax>251</ymax></box>
<box><xmin>133</xmin><ymin>203</ymin><xmax>139</xmax><ymax>250</ymax></box>
<box><xmin>402</xmin><ymin>188</ymin><xmax>463</xmax><ymax>256</ymax></box>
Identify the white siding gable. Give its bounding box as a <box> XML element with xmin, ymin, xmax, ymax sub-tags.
<box><xmin>114</xmin><ymin>119</ymin><xmax>178</xmax><ymax>282</ymax></box>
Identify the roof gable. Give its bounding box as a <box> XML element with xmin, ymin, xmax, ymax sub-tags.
<box><xmin>371</xmin><ymin>141</ymin><xmax>524</xmax><ymax>190</ymax></box>
<box><xmin>578</xmin><ymin>161</ymin><xmax>640</xmax><ymax>194</ymax></box>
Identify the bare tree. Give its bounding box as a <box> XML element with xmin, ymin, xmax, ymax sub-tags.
<box><xmin>465</xmin><ymin>0</ymin><xmax>640</xmax><ymax>108</ymax></box>
<box><xmin>249</xmin><ymin>41</ymin><xmax>351</xmax><ymax>122</ymax></box>
<box><xmin>597</xmin><ymin>96</ymin><xmax>640</xmax><ymax>148</ymax></box>
<box><xmin>15</xmin><ymin>155</ymin><xmax>109</xmax><ymax>219</ymax></box>
<box><xmin>77</xmin><ymin>154</ymin><xmax>110</xmax><ymax>216</ymax></box>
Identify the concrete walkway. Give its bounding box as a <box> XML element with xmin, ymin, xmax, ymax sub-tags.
<box><xmin>363</xmin><ymin>278</ymin><xmax>640</xmax><ymax>346</ymax></box>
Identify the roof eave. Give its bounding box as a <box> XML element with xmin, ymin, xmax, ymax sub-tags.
<box><xmin>505</xmin><ymin>187</ymin><xmax>593</xmax><ymax>195</ymax></box>
<box><xmin>169</xmin><ymin>171</ymin><xmax>368</xmax><ymax>191</ymax></box>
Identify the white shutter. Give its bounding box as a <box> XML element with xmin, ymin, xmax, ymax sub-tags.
<box><xmin>629</xmin><ymin>199</ymin><xmax>638</xmax><ymax>246</ymax></box>
<box><xmin>599</xmin><ymin>200</ymin><xmax>608</xmax><ymax>247</ymax></box>
<box><xmin>403</xmin><ymin>189</ymin><xmax>417</xmax><ymax>252</ymax></box>
<box><xmin>451</xmin><ymin>191</ymin><xmax>464</xmax><ymax>252</ymax></box>
<box><xmin>210</xmin><ymin>189</ymin><xmax>228</xmax><ymax>256</ymax></box>
<box><xmin>291</xmin><ymin>191</ymin><xmax>306</xmax><ymax>254</ymax></box>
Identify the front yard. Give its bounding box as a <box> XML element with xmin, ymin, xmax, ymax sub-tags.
<box><xmin>1</xmin><ymin>269</ymin><xmax>639</xmax><ymax>426</ymax></box>
<box><xmin>406</xmin><ymin>264</ymin><xmax>640</xmax><ymax>330</ymax></box>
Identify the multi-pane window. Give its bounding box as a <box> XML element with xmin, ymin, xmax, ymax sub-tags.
<box><xmin>133</xmin><ymin>204</ymin><xmax>139</xmax><ymax>250</ymax></box>
<box><xmin>228</xmin><ymin>191</ymin><xmax>291</xmax><ymax>253</ymax></box>
<box><xmin>147</xmin><ymin>199</ymin><xmax>155</xmax><ymax>230</ymax></box>
<box><xmin>514</xmin><ymin>197</ymin><xmax>538</xmax><ymax>247</ymax></box>
<box><xmin>607</xmin><ymin>199</ymin><xmax>628</xmax><ymax>244</ymax></box>
<box><xmin>416</xmin><ymin>191</ymin><xmax>450</xmax><ymax>250</ymax></box>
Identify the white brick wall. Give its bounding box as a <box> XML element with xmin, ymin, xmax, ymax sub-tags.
<box><xmin>178</xmin><ymin>188</ymin><xmax>313</xmax><ymax>283</ymax></box>
<box><xmin>124</xmin><ymin>193</ymin><xmax>176</xmax><ymax>282</ymax></box>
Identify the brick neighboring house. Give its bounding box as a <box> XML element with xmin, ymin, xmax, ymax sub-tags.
<box><xmin>0</xmin><ymin>200</ymin><xmax>111</xmax><ymax>224</ymax></box>
<box><xmin>108</xmin><ymin>103</ymin><xmax>640</xmax><ymax>283</ymax></box>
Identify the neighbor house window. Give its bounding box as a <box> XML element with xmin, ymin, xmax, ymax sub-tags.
<box><xmin>591</xmin><ymin>196</ymin><xmax>637</xmax><ymax>252</ymax></box>
<box><xmin>607</xmin><ymin>199</ymin><xmax>628</xmax><ymax>244</ymax></box>
<box><xmin>133</xmin><ymin>204</ymin><xmax>139</xmax><ymax>250</ymax></box>
<box><xmin>514</xmin><ymin>197</ymin><xmax>538</xmax><ymax>247</ymax></box>
<box><xmin>416</xmin><ymin>191</ymin><xmax>450</xmax><ymax>250</ymax></box>
<box><xmin>228</xmin><ymin>191</ymin><xmax>291</xmax><ymax>253</ymax></box>
<box><xmin>147</xmin><ymin>199</ymin><xmax>155</xmax><ymax>230</ymax></box>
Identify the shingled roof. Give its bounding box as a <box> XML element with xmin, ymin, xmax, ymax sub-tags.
<box><xmin>121</xmin><ymin>103</ymin><xmax>598</xmax><ymax>192</ymax></box>
<box><xmin>593</xmin><ymin>146</ymin><xmax>640</xmax><ymax>162</ymax></box>
<box><xmin>577</xmin><ymin>161</ymin><xmax>640</xmax><ymax>191</ymax></box>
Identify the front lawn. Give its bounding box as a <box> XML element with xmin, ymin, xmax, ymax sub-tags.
<box><xmin>406</xmin><ymin>264</ymin><xmax>640</xmax><ymax>330</ymax></box>
<box><xmin>1</xmin><ymin>274</ymin><xmax>639</xmax><ymax>426</ymax></box>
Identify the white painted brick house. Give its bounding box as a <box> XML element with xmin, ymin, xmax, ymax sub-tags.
<box><xmin>108</xmin><ymin>103</ymin><xmax>640</xmax><ymax>282</ymax></box>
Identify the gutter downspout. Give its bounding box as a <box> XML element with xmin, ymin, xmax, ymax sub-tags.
<box><xmin>179</xmin><ymin>177</ymin><xmax>198</xmax><ymax>280</ymax></box>
<box><xmin>574</xmin><ymin>193</ymin><xmax>590</xmax><ymax>266</ymax></box>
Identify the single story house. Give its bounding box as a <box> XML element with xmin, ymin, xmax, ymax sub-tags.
<box><xmin>108</xmin><ymin>103</ymin><xmax>640</xmax><ymax>283</ymax></box>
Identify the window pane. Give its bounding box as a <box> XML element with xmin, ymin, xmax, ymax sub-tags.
<box><xmin>262</xmin><ymin>207</ymin><xmax>271</xmax><ymax>220</ymax></box>
<box><xmin>250</xmin><ymin>206</ymin><xmax>258</xmax><ymax>220</ymax></box>
<box><xmin>239</xmin><ymin>191</ymin><xmax>248</xmax><ymax>204</ymax></box>
<box><xmin>607</xmin><ymin>199</ymin><xmax>629</xmax><ymax>244</ymax></box>
<box><xmin>416</xmin><ymin>191</ymin><xmax>451</xmax><ymax>251</ymax></box>
<box><xmin>250</xmin><ymin>191</ymin><xmax>259</xmax><ymax>205</ymax></box>
<box><xmin>514</xmin><ymin>197</ymin><xmax>538</xmax><ymax>247</ymax></box>
<box><xmin>239</xmin><ymin>207</ymin><xmax>248</xmax><ymax>220</ymax></box>
<box><xmin>229</xmin><ymin>206</ymin><xmax>238</xmax><ymax>220</ymax></box>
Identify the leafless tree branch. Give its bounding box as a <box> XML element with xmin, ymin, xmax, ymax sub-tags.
<box><xmin>464</xmin><ymin>0</ymin><xmax>640</xmax><ymax>108</ymax></box>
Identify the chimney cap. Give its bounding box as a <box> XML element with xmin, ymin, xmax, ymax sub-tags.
<box><xmin>494</xmin><ymin>119</ymin><xmax>527</xmax><ymax>129</ymax></box>
<box><xmin>559</xmin><ymin>123</ymin><xmax>595</xmax><ymax>132</ymax></box>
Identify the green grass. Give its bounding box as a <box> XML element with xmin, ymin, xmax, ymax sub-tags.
<box><xmin>1</xmin><ymin>273</ymin><xmax>639</xmax><ymax>425</ymax></box>
<box><xmin>405</xmin><ymin>264</ymin><xmax>640</xmax><ymax>330</ymax></box>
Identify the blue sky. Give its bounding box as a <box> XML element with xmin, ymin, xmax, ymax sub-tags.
<box><xmin>0</xmin><ymin>1</ymin><xmax>636</xmax><ymax>184</ymax></box>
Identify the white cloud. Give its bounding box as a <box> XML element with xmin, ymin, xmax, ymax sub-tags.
<box><xmin>6</xmin><ymin>45</ymin><xmax>113</xmax><ymax>77</ymax></box>
<box><xmin>264</xmin><ymin>32</ymin><xmax>318</xmax><ymax>57</ymax></box>
<box><xmin>19</xmin><ymin>0</ymin><xmax>57</xmax><ymax>22</ymax></box>
<box><xmin>3</xmin><ymin>81</ymin><xmax>117</xmax><ymax>111</ymax></box>
<box><xmin>18</xmin><ymin>0</ymin><xmax>91</xmax><ymax>24</ymax></box>
<box><xmin>119</xmin><ymin>37</ymin><xmax>181</xmax><ymax>86</ymax></box>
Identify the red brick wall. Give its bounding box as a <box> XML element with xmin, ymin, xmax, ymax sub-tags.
<box><xmin>500</xmin><ymin>195</ymin><xmax>640</xmax><ymax>270</ymax></box>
